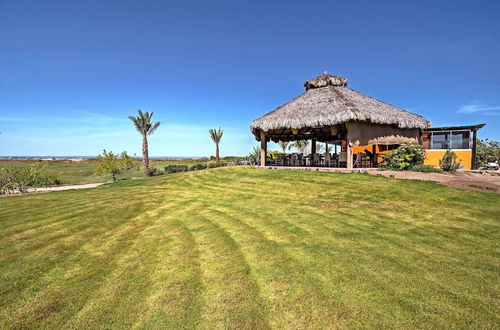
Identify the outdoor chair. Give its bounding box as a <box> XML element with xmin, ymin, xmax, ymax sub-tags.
<box><xmin>324</xmin><ymin>153</ymin><xmax>335</xmax><ymax>167</ymax></box>
<box><xmin>331</xmin><ymin>154</ymin><xmax>339</xmax><ymax>167</ymax></box>
<box><xmin>338</xmin><ymin>152</ymin><xmax>347</xmax><ymax>168</ymax></box>
<box><xmin>312</xmin><ymin>153</ymin><xmax>321</xmax><ymax>167</ymax></box>
<box><xmin>275</xmin><ymin>154</ymin><xmax>284</xmax><ymax>166</ymax></box>
<box><xmin>296</xmin><ymin>153</ymin><xmax>305</xmax><ymax>166</ymax></box>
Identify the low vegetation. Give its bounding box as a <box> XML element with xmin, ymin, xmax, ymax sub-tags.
<box><xmin>94</xmin><ymin>150</ymin><xmax>135</xmax><ymax>182</ymax></box>
<box><xmin>0</xmin><ymin>164</ymin><xmax>62</xmax><ymax>194</ymax></box>
<box><xmin>439</xmin><ymin>149</ymin><xmax>461</xmax><ymax>173</ymax></box>
<box><xmin>0</xmin><ymin>158</ymin><xmax>239</xmax><ymax>185</ymax></box>
<box><xmin>408</xmin><ymin>164</ymin><xmax>443</xmax><ymax>173</ymax></box>
<box><xmin>468</xmin><ymin>184</ymin><xmax>498</xmax><ymax>192</ymax></box>
<box><xmin>381</xmin><ymin>142</ymin><xmax>425</xmax><ymax>170</ymax></box>
<box><xmin>0</xmin><ymin>167</ymin><xmax>498</xmax><ymax>328</ymax></box>
<box><xmin>476</xmin><ymin>138</ymin><xmax>500</xmax><ymax>167</ymax></box>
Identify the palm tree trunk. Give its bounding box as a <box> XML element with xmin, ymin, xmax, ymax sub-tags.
<box><xmin>215</xmin><ymin>143</ymin><xmax>220</xmax><ymax>164</ymax></box>
<box><xmin>142</xmin><ymin>134</ymin><xmax>149</xmax><ymax>177</ymax></box>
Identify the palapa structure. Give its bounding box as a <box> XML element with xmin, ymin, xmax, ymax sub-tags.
<box><xmin>251</xmin><ymin>72</ymin><xmax>431</xmax><ymax>169</ymax></box>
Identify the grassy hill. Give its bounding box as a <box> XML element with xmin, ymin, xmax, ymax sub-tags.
<box><xmin>0</xmin><ymin>167</ymin><xmax>498</xmax><ymax>328</ymax></box>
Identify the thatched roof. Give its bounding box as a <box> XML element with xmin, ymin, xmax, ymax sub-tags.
<box><xmin>251</xmin><ymin>73</ymin><xmax>430</xmax><ymax>139</ymax></box>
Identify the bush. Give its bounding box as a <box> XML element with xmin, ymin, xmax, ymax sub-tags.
<box><xmin>381</xmin><ymin>143</ymin><xmax>425</xmax><ymax>170</ymax></box>
<box><xmin>207</xmin><ymin>162</ymin><xmax>227</xmax><ymax>169</ymax></box>
<box><xmin>189</xmin><ymin>163</ymin><xmax>207</xmax><ymax>171</ymax></box>
<box><xmin>476</xmin><ymin>139</ymin><xmax>500</xmax><ymax>167</ymax></box>
<box><xmin>164</xmin><ymin>165</ymin><xmax>189</xmax><ymax>174</ymax></box>
<box><xmin>439</xmin><ymin>150</ymin><xmax>460</xmax><ymax>173</ymax></box>
<box><xmin>0</xmin><ymin>164</ymin><xmax>60</xmax><ymax>194</ymax></box>
<box><xmin>146</xmin><ymin>167</ymin><xmax>163</xmax><ymax>176</ymax></box>
<box><xmin>409</xmin><ymin>165</ymin><xmax>443</xmax><ymax>173</ymax></box>
<box><xmin>43</xmin><ymin>173</ymin><xmax>63</xmax><ymax>185</ymax></box>
<box><xmin>94</xmin><ymin>150</ymin><xmax>135</xmax><ymax>182</ymax></box>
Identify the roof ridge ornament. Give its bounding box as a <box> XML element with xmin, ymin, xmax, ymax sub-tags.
<box><xmin>304</xmin><ymin>72</ymin><xmax>348</xmax><ymax>90</ymax></box>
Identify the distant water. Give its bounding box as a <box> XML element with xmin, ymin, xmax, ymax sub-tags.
<box><xmin>0</xmin><ymin>156</ymin><xmax>204</xmax><ymax>160</ymax></box>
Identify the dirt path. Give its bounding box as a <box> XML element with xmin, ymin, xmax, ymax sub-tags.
<box><xmin>2</xmin><ymin>183</ymin><xmax>105</xmax><ymax>196</ymax></box>
<box><xmin>367</xmin><ymin>170</ymin><xmax>500</xmax><ymax>194</ymax></box>
<box><xmin>30</xmin><ymin>183</ymin><xmax>105</xmax><ymax>192</ymax></box>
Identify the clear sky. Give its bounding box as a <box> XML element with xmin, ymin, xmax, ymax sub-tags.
<box><xmin>1</xmin><ymin>0</ymin><xmax>499</xmax><ymax>157</ymax></box>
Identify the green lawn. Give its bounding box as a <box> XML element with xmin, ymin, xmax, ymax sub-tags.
<box><xmin>0</xmin><ymin>158</ymin><xmax>208</xmax><ymax>184</ymax></box>
<box><xmin>0</xmin><ymin>167</ymin><xmax>498</xmax><ymax>328</ymax></box>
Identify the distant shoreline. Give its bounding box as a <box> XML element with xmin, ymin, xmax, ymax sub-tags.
<box><xmin>0</xmin><ymin>156</ymin><xmax>208</xmax><ymax>161</ymax></box>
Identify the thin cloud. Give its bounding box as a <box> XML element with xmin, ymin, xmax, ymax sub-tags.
<box><xmin>0</xmin><ymin>117</ymin><xmax>43</xmax><ymax>123</ymax></box>
<box><xmin>457</xmin><ymin>101</ymin><xmax>500</xmax><ymax>114</ymax></box>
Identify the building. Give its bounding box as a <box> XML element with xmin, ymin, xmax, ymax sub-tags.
<box><xmin>251</xmin><ymin>73</ymin><xmax>484</xmax><ymax>169</ymax></box>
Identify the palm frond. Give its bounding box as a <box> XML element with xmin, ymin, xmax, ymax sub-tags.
<box><xmin>129</xmin><ymin>109</ymin><xmax>160</xmax><ymax>136</ymax></box>
<box><xmin>148</xmin><ymin>121</ymin><xmax>161</xmax><ymax>135</ymax></box>
<box><xmin>209</xmin><ymin>127</ymin><xmax>223</xmax><ymax>143</ymax></box>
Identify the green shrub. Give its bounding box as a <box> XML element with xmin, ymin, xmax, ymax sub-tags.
<box><xmin>207</xmin><ymin>162</ymin><xmax>227</xmax><ymax>169</ymax></box>
<box><xmin>476</xmin><ymin>139</ymin><xmax>500</xmax><ymax>167</ymax></box>
<box><xmin>381</xmin><ymin>143</ymin><xmax>425</xmax><ymax>170</ymax></box>
<box><xmin>43</xmin><ymin>173</ymin><xmax>63</xmax><ymax>185</ymax></box>
<box><xmin>409</xmin><ymin>165</ymin><xmax>443</xmax><ymax>173</ymax></box>
<box><xmin>164</xmin><ymin>165</ymin><xmax>189</xmax><ymax>174</ymax></box>
<box><xmin>439</xmin><ymin>150</ymin><xmax>460</xmax><ymax>173</ymax></box>
<box><xmin>94</xmin><ymin>150</ymin><xmax>135</xmax><ymax>182</ymax></box>
<box><xmin>189</xmin><ymin>163</ymin><xmax>207</xmax><ymax>171</ymax></box>
<box><xmin>0</xmin><ymin>164</ymin><xmax>58</xmax><ymax>194</ymax></box>
<box><xmin>146</xmin><ymin>167</ymin><xmax>164</xmax><ymax>176</ymax></box>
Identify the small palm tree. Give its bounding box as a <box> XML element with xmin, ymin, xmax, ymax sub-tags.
<box><xmin>128</xmin><ymin>110</ymin><xmax>160</xmax><ymax>177</ymax></box>
<box><xmin>278</xmin><ymin>141</ymin><xmax>289</xmax><ymax>154</ymax></box>
<box><xmin>209</xmin><ymin>127</ymin><xmax>224</xmax><ymax>164</ymax></box>
<box><xmin>291</xmin><ymin>140</ymin><xmax>308</xmax><ymax>153</ymax></box>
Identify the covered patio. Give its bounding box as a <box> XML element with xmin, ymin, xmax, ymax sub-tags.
<box><xmin>250</xmin><ymin>73</ymin><xmax>430</xmax><ymax>169</ymax></box>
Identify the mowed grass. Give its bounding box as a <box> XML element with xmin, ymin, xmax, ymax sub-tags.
<box><xmin>0</xmin><ymin>159</ymin><xmax>206</xmax><ymax>184</ymax></box>
<box><xmin>0</xmin><ymin>167</ymin><xmax>499</xmax><ymax>328</ymax></box>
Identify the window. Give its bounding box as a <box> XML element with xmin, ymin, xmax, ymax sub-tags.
<box><xmin>451</xmin><ymin>131</ymin><xmax>470</xmax><ymax>149</ymax></box>
<box><xmin>378</xmin><ymin>144</ymin><xmax>400</xmax><ymax>152</ymax></box>
<box><xmin>432</xmin><ymin>132</ymin><xmax>450</xmax><ymax>149</ymax></box>
<box><xmin>424</xmin><ymin>130</ymin><xmax>471</xmax><ymax>150</ymax></box>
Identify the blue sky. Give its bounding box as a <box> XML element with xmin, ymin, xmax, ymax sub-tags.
<box><xmin>1</xmin><ymin>0</ymin><xmax>499</xmax><ymax>156</ymax></box>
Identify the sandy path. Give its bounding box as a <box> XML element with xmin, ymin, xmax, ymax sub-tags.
<box><xmin>29</xmin><ymin>183</ymin><xmax>105</xmax><ymax>192</ymax></box>
<box><xmin>1</xmin><ymin>183</ymin><xmax>105</xmax><ymax>196</ymax></box>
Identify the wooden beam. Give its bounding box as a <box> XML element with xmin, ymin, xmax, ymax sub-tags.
<box><xmin>260</xmin><ymin>130</ymin><xmax>267</xmax><ymax>167</ymax></box>
<box><xmin>346</xmin><ymin>141</ymin><xmax>353</xmax><ymax>170</ymax></box>
<box><xmin>472</xmin><ymin>129</ymin><xmax>478</xmax><ymax>170</ymax></box>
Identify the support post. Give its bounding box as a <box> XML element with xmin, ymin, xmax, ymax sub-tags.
<box><xmin>260</xmin><ymin>130</ymin><xmax>267</xmax><ymax>167</ymax></box>
<box><xmin>346</xmin><ymin>141</ymin><xmax>353</xmax><ymax>170</ymax></box>
<box><xmin>311</xmin><ymin>138</ymin><xmax>316</xmax><ymax>154</ymax></box>
<box><xmin>472</xmin><ymin>129</ymin><xmax>478</xmax><ymax>170</ymax></box>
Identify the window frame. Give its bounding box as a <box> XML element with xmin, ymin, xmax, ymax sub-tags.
<box><xmin>425</xmin><ymin>130</ymin><xmax>472</xmax><ymax>150</ymax></box>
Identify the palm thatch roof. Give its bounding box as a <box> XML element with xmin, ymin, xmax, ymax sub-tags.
<box><xmin>251</xmin><ymin>73</ymin><xmax>430</xmax><ymax>140</ymax></box>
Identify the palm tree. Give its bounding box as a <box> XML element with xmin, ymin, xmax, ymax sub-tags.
<box><xmin>290</xmin><ymin>140</ymin><xmax>308</xmax><ymax>153</ymax></box>
<box><xmin>128</xmin><ymin>110</ymin><xmax>160</xmax><ymax>177</ymax></box>
<box><xmin>209</xmin><ymin>127</ymin><xmax>223</xmax><ymax>164</ymax></box>
<box><xmin>278</xmin><ymin>141</ymin><xmax>289</xmax><ymax>154</ymax></box>
<box><xmin>316</xmin><ymin>143</ymin><xmax>325</xmax><ymax>153</ymax></box>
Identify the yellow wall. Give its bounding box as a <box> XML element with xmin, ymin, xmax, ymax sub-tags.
<box><xmin>424</xmin><ymin>150</ymin><xmax>472</xmax><ymax>169</ymax></box>
<box><xmin>351</xmin><ymin>144</ymin><xmax>473</xmax><ymax>169</ymax></box>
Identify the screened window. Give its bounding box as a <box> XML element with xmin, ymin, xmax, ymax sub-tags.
<box><xmin>425</xmin><ymin>130</ymin><xmax>471</xmax><ymax>150</ymax></box>
<box><xmin>432</xmin><ymin>132</ymin><xmax>450</xmax><ymax>149</ymax></box>
<box><xmin>451</xmin><ymin>131</ymin><xmax>470</xmax><ymax>149</ymax></box>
